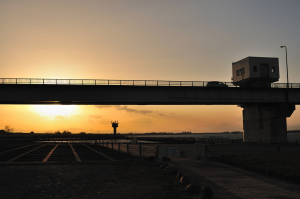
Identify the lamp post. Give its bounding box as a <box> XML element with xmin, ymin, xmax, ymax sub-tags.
<box><xmin>280</xmin><ymin>46</ymin><xmax>289</xmax><ymax>88</ymax></box>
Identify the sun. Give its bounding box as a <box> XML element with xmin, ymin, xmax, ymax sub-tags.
<box><xmin>33</xmin><ymin>105</ymin><xmax>77</xmax><ymax>116</ymax></box>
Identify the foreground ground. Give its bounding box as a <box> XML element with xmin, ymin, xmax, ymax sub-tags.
<box><xmin>0</xmin><ymin>161</ymin><xmax>195</xmax><ymax>199</ymax></box>
<box><xmin>170</xmin><ymin>157</ymin><xmax>300</xmax><ymax>199</ymax></box>
<box><xmin>210</xmin><ymin>152</ymin><xmax>300</xmax><ymax>184</ymax></box>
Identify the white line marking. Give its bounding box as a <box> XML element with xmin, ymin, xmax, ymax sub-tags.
<box><xmin>69</xmin><ymin>143</ymin><xmax>81</xmax><ymax>162</ymax></box>
<box><xmin>84</xmin><ymin>144</ymin><xmax>115</xmax><ymax>161</ymax></box>
<box><xmin>0</xmin><ymin>144</ymin><xmax>36</xmax><ymax>155</ymax></box>
<box><xmin>7</xmin><ymin>144</ymin><xmax>45</xmax><ymax>162</ymax></box>
<box><xmin>43</xmin><ymin>144</ymin><xmax>59</xmax><ymax>162</ymax></box>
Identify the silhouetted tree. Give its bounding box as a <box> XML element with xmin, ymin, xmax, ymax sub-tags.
<box><xmin>62</xmin><ymin>130</ymin><xmax>71</xmax><ymax>135</ymax></box>
<box><xmin>30</xmin><ymin>131</ymin><xmax>34</xmax><ymax>134</ymax></box>
<box><xmin>4</xmin><ymin>125</ymin><xmax>14</xmax><ymax>133</ymax></box>
<box><xmin>79</xmin><ymin>132</ymin><xmax>86</xmax><ymax>135</ymax></box>
<box><xmin>55</xmin><ymin>131</ymin><xmax>61</xmax><ymax>135</ymax></box>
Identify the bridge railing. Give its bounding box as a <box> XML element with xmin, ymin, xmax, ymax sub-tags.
<box><xmin>0</xmin><ymin>78</ymin><xmax>297</xmax><ymax>88</ymax></box>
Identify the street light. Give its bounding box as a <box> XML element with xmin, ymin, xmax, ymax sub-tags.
<box><xmin>281</xmin><ymin>46</ymin><xmax>289</xmax><ymax>88</ymax></box>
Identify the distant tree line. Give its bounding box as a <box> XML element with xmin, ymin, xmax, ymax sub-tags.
<box><xmin>0</xmin><ymin>125</ymin><xmax>14</xmax><ymax>134</ymax></box>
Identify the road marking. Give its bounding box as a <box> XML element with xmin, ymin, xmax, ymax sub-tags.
<box><xmin>69</xmin><ymin>143</ymin><xmax>81</xmax><ymax>162</ymax></box>
<box><xmin>0</xmin><ymin>144</ymin><xmax>37</xmax><ymax>155</ymax></box>
<box><xmin>42</xmin><ymin>144</ymin><xmax>59</xmax><ymax>162</ymax></box>
<box><xmin>7</xmin><ymin>144</ymin><xmax>45</xmax><ymax>162</ymax></box>
<box><xmin>84</xmin><ymin>144</ymin><xmax>115</xmax><ymax>161</ymax></box>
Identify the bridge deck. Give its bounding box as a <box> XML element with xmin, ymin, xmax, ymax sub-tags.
<box><xmin>1</xmin><ymin>78</ymin><xmax>299</xmax><ymax>88</ymax></box>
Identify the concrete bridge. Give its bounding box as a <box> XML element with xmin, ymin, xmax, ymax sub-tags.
<box><xmin>1</xmin><ymin>78</ymin><xmax>299</xmax><ymax>143</ymax></box>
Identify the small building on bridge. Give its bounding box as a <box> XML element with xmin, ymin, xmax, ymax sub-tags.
<box><xmin>232</xmin><ymin>57</ymin><xmax>279</xmax><ymax>87</ymax></box>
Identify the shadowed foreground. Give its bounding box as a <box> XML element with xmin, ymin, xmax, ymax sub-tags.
<box><xmin>0</xmin><ymin>162</ymin><xmax>194</xmax><ymax>199</ymax></box>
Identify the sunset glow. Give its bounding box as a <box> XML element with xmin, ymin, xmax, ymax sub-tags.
<box><xmin>33</xmin><ymin>105</ymin><xmax>78</xmax><ymax>117</ymax></box>
<box><xmin>1</xmin><ymin>1</ymin><xmax>300</xmax><ymax>133</ymax></box>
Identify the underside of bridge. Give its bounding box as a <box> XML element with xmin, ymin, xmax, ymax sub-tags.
<box><xmin>242</xmin><ymin>103</ymin><xmax>295</xmax><ymax>143</ymax></box>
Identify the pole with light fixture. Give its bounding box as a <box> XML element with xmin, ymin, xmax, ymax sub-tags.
<box><xmin>280</xmin><ymin>46</ymin><xmax>289</xmax><ymax>88</ymax></box>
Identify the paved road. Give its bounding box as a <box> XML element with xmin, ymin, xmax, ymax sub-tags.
<box><xmin>0</xmin><ymin>143</ymin><xmax>138</xmax><ymax>163</ymax></box>
<box><xmin>169</xmin><ymin>158</ymin><xmax>300</xmax><ymax>199</ymax></box>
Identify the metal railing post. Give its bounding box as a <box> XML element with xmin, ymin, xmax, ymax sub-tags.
<box><xmin>203</xmin><ymin>145</ymin><xmax>207</xmax><ymax>158</ymax></box>
<box><xmin>156</xmin><ymin>146</ymin><xmax>159</xmax><ymax>160</ymax></box>
<box><xmin>127</xmin><ymin>143</ymin><xmax>129</xmax><ymax>154</ymax></box>
<box><xmin>118</xmin><ymin>143</ymin><xmax>120</xmax><ymax>151</ymax></box>
<box><xmin>108</xmin><ymin>80</ymin><xmax>109</xmax><ymax>85</ymax></box>
<box><xmin>139</xmin><ymin>144</ymin><xmax>142</xmax><ymax>157</ymax></box>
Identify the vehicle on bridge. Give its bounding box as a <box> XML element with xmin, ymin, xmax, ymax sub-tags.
<box><xmin>206</xmin><ymin>81</ymin><xmax>228</xmax><ymax>87</ymax></box>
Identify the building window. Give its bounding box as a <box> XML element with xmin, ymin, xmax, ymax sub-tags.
<box><xmin>271</xmin><ymin>66</ymin><xmax>276</xmax><ymax>73</ymax></box>
<box><xmin>253</xmin><ymin>66</ymin><xmax>257</xmax><ymax>72</ymax></box>
<box><xmin>236</xmin><ymin>68</ymin><xmax>245</xmax><ymax>76</ymax></box>
<box><xmin>241</xmin><ymin>68</ymin><xmax>245</xmax><ymax>75</ymax></box>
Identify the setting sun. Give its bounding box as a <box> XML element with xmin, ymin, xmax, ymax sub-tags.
<box><xmin>33</xmin><ymin>105</ymin><xmax>78</xmax><ymax>117</ymax></box>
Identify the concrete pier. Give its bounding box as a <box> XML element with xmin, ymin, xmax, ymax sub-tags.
<box><xmin>242</xmin><ymin>103</ymin><xmax>295</xmax><ymax>143</ymax></box>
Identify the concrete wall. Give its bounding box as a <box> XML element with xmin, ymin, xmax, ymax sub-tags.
<box><xmin>243</xmin><ymin>104</ymin><xmax>295</xmax><ymax>143</ymax></box>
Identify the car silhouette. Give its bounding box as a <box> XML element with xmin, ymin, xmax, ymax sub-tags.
<box><xmin>206</xmin><ymin>81</ymin><xmax>228</xmax><ymax>87</ymax></box>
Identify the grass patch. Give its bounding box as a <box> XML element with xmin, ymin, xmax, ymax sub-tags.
<box><xmin>210</xmin><ymin>152</ymin><xmax>300</xmax><ymax>184</ymax></box>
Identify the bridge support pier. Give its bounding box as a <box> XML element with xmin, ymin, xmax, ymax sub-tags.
<box><xmin>242</xmin><ymin>103</ymin><xmax>295</xmax><ymax>143</ymax></box>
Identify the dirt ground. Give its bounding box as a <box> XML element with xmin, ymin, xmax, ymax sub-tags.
<box><xmin>0</xmin><ymin>161</ymin><xmax>196</xmax><ymax>199</ymax></box>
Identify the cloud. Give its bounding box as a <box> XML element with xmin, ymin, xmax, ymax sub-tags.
<box><xmin>94</xmin><ymin>105</ymin><xmax>113</xmax><ymax>109</ymax></box>
<box><xmin>55</xmin><ymin>115</ymin><xmax>69</xmax><ymax>120</ymax></box>
<box><xmin>89</xmin><ymin>114</ymin><xmax>103</xmax><ymax>119</ymax></box>
<box><xmin>115</xmin><ymin>105</ymin><xmax>153</xmax><ymax>115</ymax></box>
<box><xmin>158</xmin><ymin>113</ymin><xmax>165</xmax><ymax>116</ymax></box>
<box><xmin>94</xmin><ymin>105</ymin><xmax>154</xmax><ymax>115</ymax></box>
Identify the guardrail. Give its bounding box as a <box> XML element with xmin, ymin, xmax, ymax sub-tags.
<box><xmin>0</xmin><ymin>78</ymin><xmax>298</xmax><ymax>88</ymax></box>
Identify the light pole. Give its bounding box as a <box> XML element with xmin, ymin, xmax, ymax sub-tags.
<box><xmin>281</xmin><ymin>46</ymin><xmax>289</xmax><ymax>88</ymax></box>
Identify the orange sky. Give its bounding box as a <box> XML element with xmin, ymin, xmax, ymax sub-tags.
<box><xmin>1</xmin><ymin>1</ymin><xmax>300</xmax><ymax>133</ymax></box>
<box><xmin>0</xmin><ymin>105</ymin><xmax>243</xmax><ymax>133</ymax></box>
